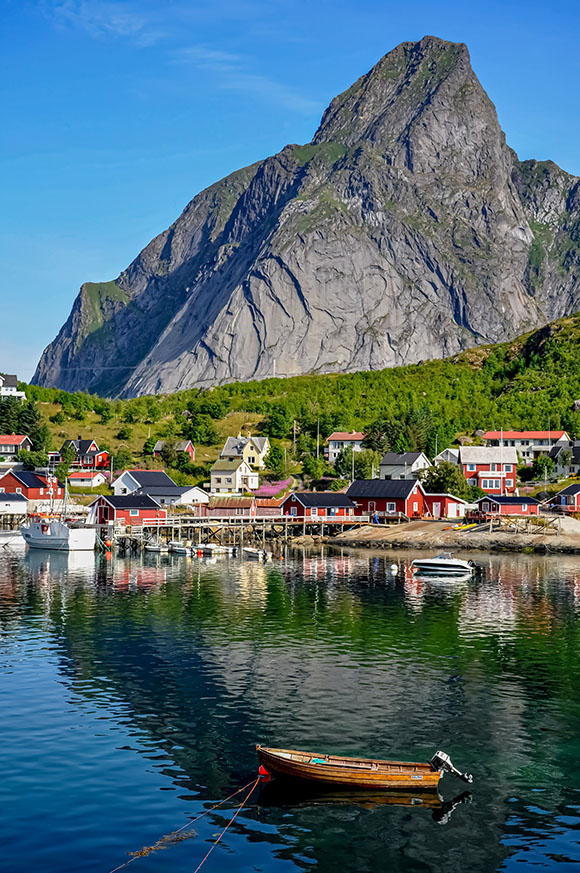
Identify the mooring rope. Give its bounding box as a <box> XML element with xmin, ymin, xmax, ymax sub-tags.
<box><xmin>108</xmin><ymin>777</ymin><xmax>260</xmax><ymax>873</ymax></box>
<box><xmin>191</xmin><ymin>776</ymin><xmax>261</xmax><ymax>873</ymax></box>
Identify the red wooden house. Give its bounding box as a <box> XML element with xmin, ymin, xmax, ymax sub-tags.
<box><xmin>88</xmin><ymin>495</ymin><xmax>167</xmax><ymax>525</ymax></box>
<box><xmin>205</xmin><ymin>496</ymin><xmax>256</xmax><ymax>517</ymax></box>
<box><xmin>54</xmin><ymin>438</ymin><xmax>109</xmax><ymax>470</ymax></box>
<box><xmin>280</xmin><ymin>492</ymin><xmax>355</xmax><ymax>518</ymax></box>
<box><xmin>458</xmin><ymin>447</ymin><xmax>518</xmax><ymax>495</ymax></box>
<box><xmin>476</xmin><ymin>495</ymin><xmax>540</xmax><ymax>516</ymax></box>
<box><xmin>548</xmin><ymin>483</ymin><xmax>580</xmax><ymax>513</ymax></box>
<box><xmin>346</xmin><ymin>479</ymin><xmax>426</xmax><ymax>518</ymax></box>
<box><xmin>423</xmin><ymin>492</ymin><xmax>467</xmax><ymax>520</ymax></box>
<box><xmin>153</xmin><ymin>440</ymin><xmax>195</xmax><ymax>463</ymax></box>
<box><xmin>0</xmin><ymin>470</ymin><xmax>63</xmax><ymax>500</ymax></box>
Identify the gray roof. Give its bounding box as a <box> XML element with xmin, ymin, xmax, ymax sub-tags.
<box><xmin>380</xmin><ymin>452</ymin><xmax>425</xmax><ymax>466</ymax></box>
<box><xmin>11</xmin><ymin>471</ymin><xmax>53</xmax><ymax>489</ymax></box>
<box><xmin>554</xmin><ymin>483</ymin><xmax>580</xmax><ymax>497</ymax></box>
<box><xmin>459</xmin><ymin>446</ymin><xmax>518</xmax><ymax>464</ymax></box>
<box><xmin>0</xmin><ymin>492</ymin><xmax>27</xmax><ymax>501</ymax></box>
<box><xmin>347</xmin><ymin>479</ymin><xmax>419</xmax><ymax>500</ymax></box>
<box><xmin>288</xmin><ymin>492</ymin><xmax>355</xmax><ymax>508</ymax></box>
<box><xmin>0</xmin><ymin>374</ymin><xmax>18</xmax><ymax>388</ymax></box>
<box><xmin>153</xmin><ymin>440</ymin><xmax>192</xmax><ymax>453</ymax></box>
<box><xmin>135</xmin><ymin>486</ymin><xmax>195</xmax><ymax>496</ymax></box>
<box><xmin>220</xmin><ymin>435</ymin><xmax>268</xmax><ymax>456</ymax></box>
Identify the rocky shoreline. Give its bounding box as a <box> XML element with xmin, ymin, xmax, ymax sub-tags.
<box><xmin>308</xmin><ymin>520</ymin><xmax>580</xmax><ymax>555</ymax></box>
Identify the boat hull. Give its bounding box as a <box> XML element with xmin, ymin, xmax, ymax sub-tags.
<box><xmin>411</xmin><ymin>559</ymin><xmax>472</xmax><ymax>575</ymax></box>
<box><xmin>20</xmin><ymin>520</ymin><xmax>96</xmax><ymax>551</ymax></box>
<box><xmin>256</xmin><ymin>746</ymin><xmax>441</xmax><ymax>790</ymax></box>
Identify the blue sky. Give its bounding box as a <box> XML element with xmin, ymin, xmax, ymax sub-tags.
<box><xmin>2</xmin><ymin>0</ymin><xmax>579</xmax><ymax>380</ymax></box>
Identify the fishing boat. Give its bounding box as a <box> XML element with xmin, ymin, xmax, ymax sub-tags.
<box><xmin>410</xmin><ymin>553</ymin><xmax>475</xmax><ymax>575</ymax></box>
<box><xmin>256</xmin><ymin>746</ymin><xmax>472</xmax><ymax>790</ymax></box>
<box><xmin>244</xmin><ymin>547</ymin><xmax>272</xmax><ymax>561</ymax></box>
<box><xmin>20</xmin><ymin>516</ymin><xmax>96</xmax><ymax>551</ymax></box>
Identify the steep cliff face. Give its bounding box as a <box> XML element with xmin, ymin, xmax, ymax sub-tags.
<box><xmin>34</xmin><ymin>36</ymin><xmax>580</xmax><ymax>396</ymax></box>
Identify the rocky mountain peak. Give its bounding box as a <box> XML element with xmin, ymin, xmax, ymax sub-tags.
<box><xmin>33</xmin><ymin>37</ymin><xmax>580</xmax><ymax>397</ymax></box>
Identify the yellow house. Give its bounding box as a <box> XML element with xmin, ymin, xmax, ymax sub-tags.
<box><xmin>219</xmin><ymin>435</ymin><xmax>270</xmax><ymax>469</ymax></box>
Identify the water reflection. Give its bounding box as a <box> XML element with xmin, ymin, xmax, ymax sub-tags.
<box><xmin>1</xmin><ymin>548</ymin><xmax>580</xmax><ymax>872</ymax></box>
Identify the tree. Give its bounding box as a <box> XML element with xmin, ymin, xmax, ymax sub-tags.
<box><xmin>111</xmin><ymin>447</ymin><xmax>133</xmax><ymax>472</ymax></box>
<box><xmin>302</xmin><ymin>454</ymin><xmax>326</xmax><ymax>481</ymax></box>
<box><xmin>419</xmin><ymin>461</ymin><xmax>470</xmax><ymax>499</ymax></box>
<box><xmin>143</xmin><ymin>436</ymin><xmax>157</xmax><ymax>455</ymax></box>
<box><xmin>17</xmin><ymin>450</ymin><xmax>48</xmax><ymax>470</ymax></box>
<box><xmin>115</xmin><ymin>425</ymin><xmax>133</xmax><ymax>441</ymax></box>
<box><xmin>558</xmin><ymin>448</ymin><xmax>572</xmax><ymax>475</ymax></box>
<box><xmin>265</xmin><ymin>405</ymin><xmax>294</xmax><ymax>439</ymax></box>
<box><xmin>532</xmin><ymin>454</ymin><xmax>555</xmax><ymax>479</ymax></box>
<box><xmin>265</xmin><ymin>445</ymin><xmax>284</xmax><ymax>478</ymax></box>
<box><xmin>55</xmin><ymin>445</ymin><xmax>76</xmax><ymax>483</ymax></box>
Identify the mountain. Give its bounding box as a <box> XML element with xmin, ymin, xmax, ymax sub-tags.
<box><xmin>33</xmin><ymin>36</ymin><xmax>580</xmax><ymax>397</ymax></box>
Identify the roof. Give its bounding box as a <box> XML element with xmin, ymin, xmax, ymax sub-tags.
<box><xmin>327</xmin><ymin>431</ymin><xmax>365</xmax><ymax>441</ymax></box>
<box><xmin>484</xmin><ymin>431</ymin><xmax>567</xmax><ymax>440</ymax></box>
<box><xmin>347</xmin><ymin>479</ymin><xmax>420</xmax><ymax>500</ymax></box>
<box><xmin>120</xmin><ymin>470</ymin><xmax>176</xmax><ymax>487</ymax></box>
<box><xmin>94</xmin><ymin>495</ymin><xmax>162</xmax><ymax>509</ymax></box>
<box><xmin>423</xmin><ymin>492</ymin><xmax>468</xmax><ymax>503</ymax></box>
<box><xmin>153</xmin><ymin>440</ymin><xmax>192</xmax><ymax>452</ymax></box>
<box><xmin>61</xmin><ymin>438</ymin><xmax>99</xmax><ymax>454</ymax></box>
<box><xmin>553</xmin><ymin>483</ymin><xmax>580</xmax><ymax>497</ymax></box>
<box><xmin>211</xmin><ymin>458</ymin><xmax>246</xmax><ymax>472</ymax></box>
<box><xmin>256</xmin><ymin>496</ymin><xmax>285</xmax><ymax>507</ymax></box>
<box><xmin>0</xmin><ymin>435</ymin><xmax>30</xmax><ymax>446</ymax></box>
<box><xmin>220</xmin><ymin>435</ymin><xmax>268</xmax><ymax>456</ymax></box>
<box><xmin>0</xmin><ymin>493</ymin><xmax>27</xmax><ymax>502</ymax></box>
<box><xmin>8</xmin><ymin>471</ymin><xmax>49</xmax><ymax>489</ymax></box>
<box><xmin>135</xmin><ymin>485</ymin><xmax>196</xmax><ymax>496</ymax></box>
<box><xmin>286</xmin><ymin>491</ymin><xmax>355</xmax><ymax>508</ymax></box>
<box><xmin>0</xmin><ymin>374</ymin><xmax>18</xmax><ymax>388</ymax></box>
<box><xmin>68</xmin><ymin>471</ymin><xmax>103</xmax><ymax>479</ymax></box>
<box><xmin>380</xmin><ymin>452</ymin><xmax>426</xmax><ymax>466</ymax></box>
<box><xmin>459</xmin><ymin>446</ymin><xmax>518</xmax><ymax>464</ymax></box>
<box><xmin>208</xmin><ymin>496</ymin><xmax>255</xmax><ymax>508</ymax></box>
<box><xmin>477</xmin><ymin>495</ymin><xmax>540</xmax><ymax>505</ymax></box>
<box><xmin>434</xmin><ymin>448</ymin><xmax>459</xmax><ymax>460</ymax></box>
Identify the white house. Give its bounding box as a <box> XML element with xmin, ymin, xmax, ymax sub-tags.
<box><xmin>0</xmin><ymin>374</ymin><xmax>26</xmax><ymax>399</ymax></box>
<box><xmin>0</xmin><ymin>435</ymin><xmax>33</xmax><ymax>461</ymax></box>
<box><xmin>433</xmin><ymin>448</ymin><xmax>459</xmax><ymax>465</ymax></box>
<box><xmin>0</xmin><ymin>493</ymin><xmax>27</xmax><ymax>514</ymax></box>
<box><xmin>112</xmin><ymin>469</ymin><xmax>177</xmax><ymax>496</ymax></box>
<box><xmin>483</xmin><ymin>430</ymin><xmax>569</xmax><ymax>465</ymax></box>
<box><xmin>550</xmin><ymin>441</ymin><xmax>580</xmax><ymax>478</ymax></box>
<box><xmin>68</xmin><ymin>471</ymin><xmax>107</xmax><ymax>489</ymax></box>
<box><xmin>326</xmin><ymin>431</ymin><xmax>365</xmax><ymax>463</ymax></box>
<box><xmin>379</xmin><ymin>451</ymin><xmax>431</xmax><ymax>480</ymax></box>
<box><xmin>134</xmin><ymin>484</ymin><xmax>209</xmax><ymax>507</ymax></box>
<box><xmin>210</xmin><ymin>458</ymin><xmax>259</xmax><ymax>493</ymax></box>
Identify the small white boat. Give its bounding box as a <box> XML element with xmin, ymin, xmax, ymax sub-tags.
<box><xmin>197</xmin><ymin>543</ymin><xmax>238</xmax><ymax>556</ymax></box>
<box><xmin>410</xmin><ymin>553</ymin><xmax>475</xmax><ymax>575</ymax></box>
<box><xmin>145</xmin><ymin>540</ymin><xmax>169</xmax><ymax>553</ymax></box>
<box><xmin>243</xmin><ymin>547</ymin><xmax>272</xmax><ymax>561</ymax></box>
<box><xmin>168</xmin><ymin>540</ymin><xmax>190</xmax><ymax>554</ymax></box>
<box><xmin>20</xmin><ymin>517</ymin><xmax>96</xmax><ymax>551</ymax></box>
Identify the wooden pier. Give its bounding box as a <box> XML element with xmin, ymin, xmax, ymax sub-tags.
<box><xmin>101</xmin><ymin>514</ymin><xmax>372</xmax><ymax>554</ymax></box>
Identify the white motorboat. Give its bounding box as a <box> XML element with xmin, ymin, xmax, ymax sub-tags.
<box><xmin>20</xmin><ymin>517</ymin><xmax>96</xmax><ymax>551</ymax></box>
<box><xmin>145</xmin><ymin>540</ymin><xmax>169</xmax><ymax>553</ymax></box>
<box><xmin>410</xmin><ymin>553</ymin><xmax>475</xmax><ymax>575</ymax></box>
<box><xmin>168</xmin><ymin>540</ymin><xmax>190</xmax><ymax>554</ymax></box>
<box><xmin>243</xmin><ymin>547</ymin><xmax>272</xmax><ymax>561</ymax></box>
<box><xmin>196</xmin><ymin>543</ymin><xmax>238</xmax><ymax>556</ymax></box>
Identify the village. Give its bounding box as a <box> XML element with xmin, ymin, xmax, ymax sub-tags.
<box><xmin>2</xmin><ymin>374</ymin><xmax>580</xmax><ymax>552</ymax></box>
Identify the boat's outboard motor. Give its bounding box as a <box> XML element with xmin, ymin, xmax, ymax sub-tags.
<box><xmin>430</xmin><ymin>750</ymin><xmax>473</xmax><ymax>784</ymax></box>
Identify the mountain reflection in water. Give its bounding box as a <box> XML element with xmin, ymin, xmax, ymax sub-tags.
<box><xmin>1</xmin><ymin>547</ymin><xmax>580</xmax><ymax>872</ymax></box>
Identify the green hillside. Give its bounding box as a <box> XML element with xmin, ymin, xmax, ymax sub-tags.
<box><xmin>17</xmin><ymin>310</ymin><xmax>580</xmax><ymax>483</ymax></box>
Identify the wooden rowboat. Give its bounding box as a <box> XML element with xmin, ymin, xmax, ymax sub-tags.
<box><xmin>256</xmin><ymin>745</ymin><xmax>472</xmax><ymax>791</ymax></box>
<box><xmin>256</xmin><ymin>746</ymin><xmax>472</xmax><ymax>791</ymax></box>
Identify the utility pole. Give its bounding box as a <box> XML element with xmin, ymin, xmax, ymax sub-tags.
<box><xmin>316</xmin><ymin>418</ymin><xmax>320</xmax><ymax>459</ymax></box>
<box><xmin>351</xmin><ymin>448</ymin><xmax>355</xmax><ymax>482</ymax></box>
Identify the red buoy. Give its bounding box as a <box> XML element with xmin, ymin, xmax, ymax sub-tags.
<box><xmin>258</xmin><ymin>764</ymin><xmax>271</xmax><ymax>782</ymax></box>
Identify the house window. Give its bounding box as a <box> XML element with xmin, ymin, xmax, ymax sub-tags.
<box><xmin>482</xmin><ymin>502</ymin><xmax>489</xmax><ymax>512</ymax></box>
<box><xmin>215</xmin><ymin>477</ymin><xmax>222</xmax><ymax>484</ymax></box>
<box><xmin>521</xmin><ymin>504</ymin><xmax>527</xmax><ymax>512</ymax></box>
<box><xmin>16</xmin><ymin>488</ymin><xmax>22</xmax><ymax>494</ymax></box>
<box><xmin>40</xmin><ymin>488</ymin><xmax>44</xmax><ymax>495</ymax></box>
<box><xmin>505</xmin><ymin>464</ymin><xmax>513</xmax><ymax>472</ymax></box>
<box><xmin>0</xmin><ymin>488</ymin><xmax>4</xmax><ymax>493</ymax></box>
<box><xmin>386</xmin><ymin>502</ymin><xmax>396</xmax><ymax>513</ymax></box>
<box><xmin>311</xmin><ymin>508</ymin><xmax>318</xmax><ymax>516</ymax></box>
<box><xmin>491</xmin><ymin>463</ymin><xmax>497</xmax><ymax>472</ymax></box>
<box><xmin>506</xmin><ymin>480</ymin><xmax>513</xmax><ymax>488</ymax></box>
<box><xmin>467</xmin><ymin>464</ymin><xmax>476</xmax><ymax>471</ymax></box>
<box><xmin>290</xmin><ymin>507</ymin><xmax>297</xmax><ymax>516</ymax></box>
<box><xmin>413</xmin><ymin>502</ymin><xmax>418</xmax><ymax>512</ymax></box>
<box><xmin>130</xmin><ymin>510</ymin><xmax>139</xmax><ymax>517</ymax></box>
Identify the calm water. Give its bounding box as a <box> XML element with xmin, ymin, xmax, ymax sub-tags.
<box><xmin>2</xmin><ymin>546</ymin><xmax>580</xmax><ymax>873</ymax></box>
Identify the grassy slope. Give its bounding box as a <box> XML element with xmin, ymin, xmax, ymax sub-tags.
<box><xmin>26</xmin><ymin>310</ymin><xmax>580</xmax><ymax>488</ymax></box>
